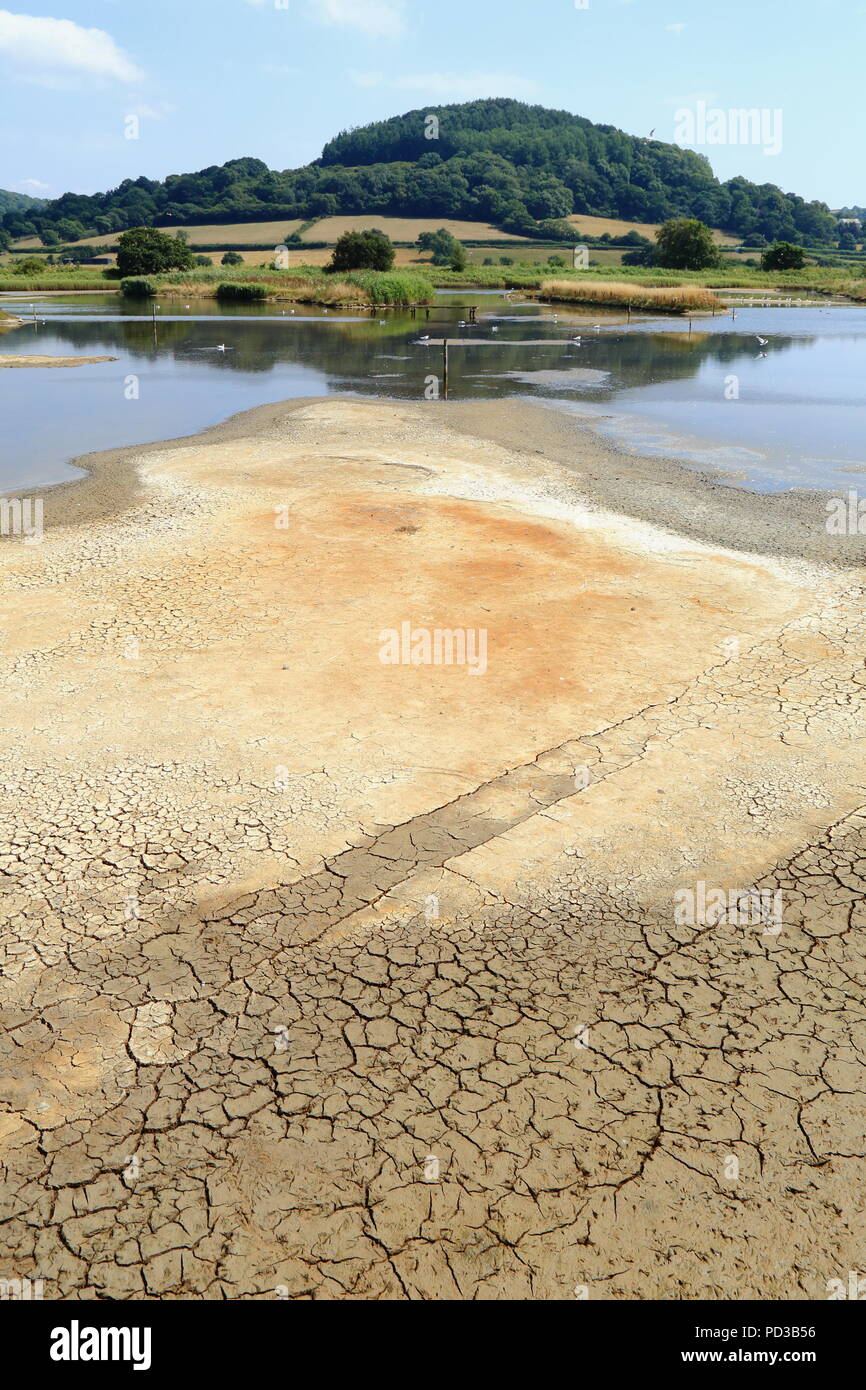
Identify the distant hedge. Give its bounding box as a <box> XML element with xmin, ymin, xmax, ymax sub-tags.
<box><xmin>120</xmin><ymin>277</ymin><xmax>157</xmax><ymax>297</ymax></box>
<box><xmin>215</xmin><ymin>282</ymin><xmax>269</xmax><ymax>301</ymax></box>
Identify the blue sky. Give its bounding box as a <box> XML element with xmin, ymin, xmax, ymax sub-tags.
<box><xmin>0</xmin><ymin>0</ymin><xmax>862</xmax><ymax>208</ymax></box>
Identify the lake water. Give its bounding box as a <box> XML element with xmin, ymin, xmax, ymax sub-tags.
<box><xmin>1</xmin><ymin>290</ymin><xmax>865</xmax><ymax>494</ymax></box>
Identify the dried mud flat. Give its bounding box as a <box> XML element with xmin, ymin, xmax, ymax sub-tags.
<box><xmin>0</xmin><ymin>355</ymin><xmax>117</xmax><ymax>369</ymax></box>
<box><xmin>1</xmin><ymin>397</ymin><xmax>864</xmax><ymax>1301</ymax></box>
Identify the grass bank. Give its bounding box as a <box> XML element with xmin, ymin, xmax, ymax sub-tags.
<box><xmin>122</xmin><ymin>265</ymin><xmax>436</xmax><ymax>306</ymax></box>
<box><xmin>540</xmin><ymin>279</ymin><xmax>722</xmax><ymax>313</ymax></box>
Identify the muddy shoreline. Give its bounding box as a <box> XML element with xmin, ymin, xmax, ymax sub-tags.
<box><xmin>12</xmin><ymin>391</ymin><xmax>864</xmax><ymax>567</ymax></box>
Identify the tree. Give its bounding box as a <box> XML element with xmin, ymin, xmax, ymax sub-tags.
<box><xmin>116</xmin><ymin>226</ymin><xmax>195</xmax><ymax>276</ymax></box>
<box><xmin>449</xmin><ymin>240</ymin><xmax>467</xmax><ymax>271</ymax></box>
<box><xmin>761</xmin><ymin>241</ymin><xmax>806</xmax><ymax>270</ymax></box>
<box><xmin>55</xmin><ymin>218</ymin><xmax>87</xmax><ymax>243</ymax></box>
<box><xmin>329</xmin><ymin>228</ymin><xmax>395</xmax><ymax>272</ymax></box>
<box><xmin>195</xmin><ymin>255</ymin><xmax>214</xmax><ymax>266</ymax></box>
<box><xmin>13</xmin><ymin>257</ymin><xmax>44</xmax><ymax>275</ymax></box>
<box><xmin>221</xmin><ymin>251</ymin><xmax>244</xmax><ymax>265</ymax></box>
<box><xmin>655</xmin><ymin>218</ymin><xmax>719</xmax><ymax>269</ymax></box>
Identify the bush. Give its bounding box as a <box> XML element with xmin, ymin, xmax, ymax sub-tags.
<box><xmin>221</xmin><ymin>251</ymin><xmax>244</xmax><ymax>266</ymax></box>
<box><xmin>195</xmin><ymin>255</ymin><xmax>213</xmax><ymax>266</ymax></box>
<box><xmin>215</xmin><ymin>282</ymin><xmax>268</xmax><ymax>301</ymax></box>
<box><xmin>622</xmin><ymin>246</ymin><xmax>656</xmax><ymax>266</ymax></box>
<box><xmin>499</xmin><ymin>256</ymin><xmax>514</xmax><ymax>266</ymax></box>
<box><xmin>761</xmin><ymin>241</ymin><xmax>806</xmax><ymax>270</ymax></box>
<box><xmin>329</xmin><ymin>228</ymin><xmax>395</xmax><ymax>272</ymax></box>
<box><xmin>482</xmin><ymin>256</ymin><xmax>494</xmax><ymax>266</ymax></box>
<box><xmin>418</xmin><ymin>227</ymin><xmax>467</xmax><ymax>269</ymax></box>
<box><xmin>120</xmin><ymin>277</ymin><xmax>157</xmax><ymax>297</ymax></box>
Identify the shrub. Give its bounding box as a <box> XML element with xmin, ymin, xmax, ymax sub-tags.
<box><xmin>761</xmin><ymin>241</ymin><xmax>806</xmax><ymax>270</ymax></box>
<box><xmin>215</xmin><ymin>282</ymin><xmax>269</xmax><ymax>301</ymax></box>
<box><xmin>195</xmin><ymin>255</ymin><xmax>213</xmax><ymax>266</ymax></box>
<box><xmin>221</xmin><ymin>251</ymin><xmax>244</xmax><ymax>266</ymax></box>
<box><xmin>622</xmin><ymin>246</ymin><xmax>656</xmax><ymax>266</ymax></box>
<box><xmin>120</xmin><ymin>277</ymin><xmax>157</xmax><ymax>297</ymax></box>
<box><xmin>418</xmin><ymin>228</ymin><xmax>466</xmax><ymax>269</ymax></box>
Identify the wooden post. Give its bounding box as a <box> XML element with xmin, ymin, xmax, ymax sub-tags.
<box><xmin>443</xmin><ymin>339</ymin><xmax>449</xmax><ymax>399</ymax></box>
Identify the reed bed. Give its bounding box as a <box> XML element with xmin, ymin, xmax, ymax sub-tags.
<box><xmin>541</xmin><ymin>279</ymin><xmax>722</xmax><ymax>312</ymax></box>
<box><xmin>122</xmin><ymin>265</ymin><xmax>434</xmax><ymax>307</ymax></box>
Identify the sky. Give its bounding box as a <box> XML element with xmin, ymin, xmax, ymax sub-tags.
<box><xmin>0</xmin><ymin>0</ymin><xmax>862</xmax><ymax>209</ymax></box>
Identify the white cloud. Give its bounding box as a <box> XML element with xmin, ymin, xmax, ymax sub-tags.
<box><xmin>0</xmin><ymin>9</ymin><xmax>143</xmax><ymax>82</ymax></box>
<box><xmin>350</xmin><ymin>70</ymin><xmax>537</xmax><ymax>99</ymax></box>
<box><xmin>20</xmin><ymin>177</ymin><xmax>49</xmax><ymax>190</ymax></box>
<box><xmin>309</xmin><ymin>0</ymin><xmax>407</xmax><ymax>38</ymax></box>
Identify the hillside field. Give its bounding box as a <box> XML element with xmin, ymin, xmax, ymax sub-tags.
<box><xmin>12</xmin><ymin>211</ymin><xmax>740</xmax><ymax>258</ymax></box>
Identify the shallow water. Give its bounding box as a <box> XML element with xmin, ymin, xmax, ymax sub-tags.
<box><xmin>1</xmin><ymin>290</ymin><xmax>865</xmax><ymax>493</ymax></box>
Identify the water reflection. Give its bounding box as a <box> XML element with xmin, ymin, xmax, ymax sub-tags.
<box><xmin>2</xmin><ymin>293</ymin><xmax>865</xmax><ymax>492</ymax></box>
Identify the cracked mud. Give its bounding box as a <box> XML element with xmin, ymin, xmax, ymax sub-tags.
<box><xmin>1</xmin><ymin>399</ymin><xmax>864</xmax><ymax>1300</ymax></box>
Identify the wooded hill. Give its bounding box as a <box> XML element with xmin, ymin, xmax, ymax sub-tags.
<box><xmin>2</xmin><ymin>99</ymin><xmax>838</xmax><ymax>247</ymax></box>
